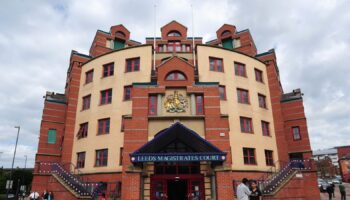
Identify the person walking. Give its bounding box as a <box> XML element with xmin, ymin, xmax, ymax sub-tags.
<box><xmin>42</xmin><ymin>190</ymin><xmax>48</xmax><ymax>200</ymax></box>
<box><xmin>326</xmin><ymin>184</ymin><xmax>333</xmax><ymax>200</ymax></box>
<box><xmin>48</xmin><ymin>191</ymin><xmax>54</xmax><ymax>200</ymax></box>
<box><xmin>237</xmin><ymin>178</ymin><xmax>251</xmax><ymax>200</ymax></box>
<box><xmin>249</xmin><ymin>180</ymin><xmax>262</xmax><ymax>200</ymax></box>
<box><xmin>339</xmin><ymin>183</ymin><xmax>346</xmax><ymax>200</ymax></box>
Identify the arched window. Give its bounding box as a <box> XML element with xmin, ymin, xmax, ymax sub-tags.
<box><xmin>115</xmin><ymin>31</ymin><xmax>126</xmax><ymax>38</ymax></box>
<box><xmin>165</xmin><ymin>71</ymin><xmax>187</xmax><ymax>81</ymax></box>
<box><xmin>221</xmin><ymin>30</ymin><xmax>231</xmax><ymax>37</ymax></box>
<box><xmin>167</xmin><ymin>31</ymin><xmax>181</xmax><ymax>37</ymax></box>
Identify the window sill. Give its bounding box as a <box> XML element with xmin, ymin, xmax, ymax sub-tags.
<box><xmin>94</xmin><ymin>165</ymin><xmax>108</xmax><ymax>168</ymax></box>
<box><xmin>242</xmin><ymin>131</ymin><xmax>254</xmax><ymax>134</ymax></box>
<box><xmin>99</xmin><ymin>103</ymin><xmax>112</xmax><ymax>106</ymax></box>
<box><xmin>84</xmin><ymin>82</ymin><xmax>93</xmax><ymax>86</ymax></box>
<box><xmin>238</xmin><ymin>102</ymin><xmax>251</xmax><ymax>105</ymax></box>
<box><xmin>97</xmin><ymin>132</ymin><xmax>110</xmax><ymax>135</ymax></box>
<box><xmin>244</xmin><ymin>163</ymin><xmax>257</xmax><ymax>166</ymax></box>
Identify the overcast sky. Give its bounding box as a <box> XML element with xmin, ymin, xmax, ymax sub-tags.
<box><xmin>0</xmin><ymin>0</ymin><xmax>349</xmax><ymax>168</ymax></box>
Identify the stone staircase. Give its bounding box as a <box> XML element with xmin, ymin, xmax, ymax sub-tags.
<box><xmin>260</xmin><ymin>159</ymin><xmax>315</xmax><ymax>196</ymax></box>
<box><xmin>37</xmin><ymin>162</ymin><xmax>103</xmax><ymax>199</ymax></box>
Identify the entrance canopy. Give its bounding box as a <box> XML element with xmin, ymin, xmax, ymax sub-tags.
<box><xmin>130</xmin><ymin>122</ymin><xmax>226</xmax><ymax>163</ymax></box>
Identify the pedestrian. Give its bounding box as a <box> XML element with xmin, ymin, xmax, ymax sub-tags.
<box><xmin>237</xmin><ymin>178</ymin><xmax>251</xmax><ymax>200</ymax></box>
<box><xmin>42</xmin><ymin>190</ymin><xmax>48</xmax><ymax>200</ymax></box>
<box><xmin>99</xmin><ymin>192</ymin><xmax>106</xmax><ymax>200</ymax></box>
<box><xmin>48</xmin><ymin>191</ymin><xmax>54</xmax><ymax>200</ymax></box>
<box><xmin>29</xmin><ymin>191</ymin><xmax>39</xmax><ymax>200</ymax></box>
<box><xmin>249</xmin><ymin>180</ymin><xmax>262</xmax><ymax>200</ymax></box>
<box><xmin>326</xmin><ymin>184</ymin><xmax>333</xmax><ymax>200</ymax></box>
<box><xmin>339</xmin><ymin>183</ymin><xmax>346</xmax><ymax>200</ymax></box>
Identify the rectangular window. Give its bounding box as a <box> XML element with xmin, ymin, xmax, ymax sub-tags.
<box><xmin>258</xmin><ymin>94</ymin><xmax>267</xmax><ymax>108</ymax></box>
<box><xmin>209</xmin><ymin>57</ymin><xmax>224</xmax><ymax>72</ymax></box>
<box><xmin>125</xmin><ymin>57</ymin><xmax>140</xmax><ymax>72</ymax></box>
<box><xmin>119</xmin><ymin>147</ymin><xmax>123</xmax><ymax>166</ymax></box>
<box><xmin>95</xmin><ymin>149</ymin><xmax>108</xmax><ymax>167</ymax></box>
<box><xmin>121</xmin><ymin>116</ymin><xmax>125</xmax><ymax>132</ymax></box>
<box><xmin>261</xmin><ymin>121</ymin><xmax>270</xmax><ymax>136</ymax></box>
<box><xmin>47</xmin><ymin>129</ymin><xmax>56</xmax><ymax>144</ymax></box>
<box><xmin>265</xmin><ymin>150</ymin><xmax>274</xmax><ymax>166</ymax></box>
<box><xmin>237</xmin><ymin>88</ymin><xmax>250</xmax><ymax>104</ymax></box>
<box><xmin>195</xmin><ymin>95</ymin><xmax>204</xmax><ymax>115</ymax></box>
<box><xmin>292</xmin><ymin>126</ymin><xmax>301</xmax><ymax>140</ymax></box>
<box><xmin>255</xmin><ymin>68</ymin><xmax>263</xmax><ymax>83</ymax></box>
<box><xmin>123</xmin><ymin>86</ymin><xmax>132</xmax><ymax>101</ymax></box>
<box><xmin>243</xmin><ymin>148</ymin><xmax>256</xmax><ymax>165</ymax></box>
<box><xmin>77</xmin><ymin>123</ymin><xmax>88</xmax><ymax>139</ymax></box>
<box><xmin>240</xmin><ymin>117</ymin><xmax>253</xmax><ymax>133</ymax></box>
<box><xmin>234</xmin><ymin>62</ymin><xmax>246</xmax><ymax>77</ymax></box>
<box><xmin>85</xmin><ymin>70</ymin><xmax>94</xmax><ymax>84</ymax></box>
<box><xmin>149</xmin><ymin>95</ymin><xmax>158</xmax><ymax>115</ymax></box>
<box><xmin>98</xmin><ymin>118</ymin><xmax>110</xmax><ymax>135</ymax></box>
<box><xmin>77</xmin><ymin>152</ymin><xmax>86</xmax><ymax>169</ymax></box>
<box><xmin>219</xmin><ymin>85</ymin><xmax>226</xmax><ymax>100</ymax></box>
<box><xmin>100</xmin><ymin>89</ymin><xmax>112</xmax><ymax>105</ymax></box>
<box><xmin>102</xmin><ymin>62</ymin><xmax>114</xmax><ymax>77</ymax></box>
<box><xmin>82</xmin><ymin>95</ymin><xmax>91</xmax><ymax>110</ymax></box>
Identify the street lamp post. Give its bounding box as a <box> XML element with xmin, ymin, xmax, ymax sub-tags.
<box><xmin>6</xmin><ymin>126</ymin><xmax>20</xmax><ymax>199</ymax></box>
<box><xmin>24</xmin><ymin>155</ymin><xmax>27</xmax><ymax>169</ymax></box>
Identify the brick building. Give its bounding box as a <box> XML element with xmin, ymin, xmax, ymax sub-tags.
<box><xmin>31</xmin><ymin>21</ymin><xmax>319</xmax><ymax>199</ymax></box>
<box><xmin>336</xmin><ymin>146</ymin><xmax>350</xmax><ymax>182</ymax></box>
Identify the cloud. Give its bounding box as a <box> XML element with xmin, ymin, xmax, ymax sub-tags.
<box><xmin>0</xmin><ymin>0</ymin><xmax>349</xmax><ymax>167</ymax></box>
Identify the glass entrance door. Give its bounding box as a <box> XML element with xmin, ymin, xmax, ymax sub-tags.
<box><xmin>151</xmin><ymin>175</ymin><xmax>204</xmax><ymax>200</ymax></box>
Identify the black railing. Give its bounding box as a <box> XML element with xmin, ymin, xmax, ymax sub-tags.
<box><xmin>259</xmin><ymin>159</ymin><xmax>316</xmax><ymax>195</ymax></box>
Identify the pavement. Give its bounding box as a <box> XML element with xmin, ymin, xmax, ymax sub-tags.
<box><xmin>320</xmin><ymin>183</ymin><xmax>350</xmax><ymax>200</ymax></box>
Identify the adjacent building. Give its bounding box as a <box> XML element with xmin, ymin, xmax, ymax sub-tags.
<box><xmin>32</xmin><ymin>21</ymin><xmax>319</xmax><ymax>199</ymax></box>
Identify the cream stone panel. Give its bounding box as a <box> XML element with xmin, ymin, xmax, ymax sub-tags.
<box><xmin>197</xmin><ymin>46</ymin><xmax>278</xmax><ymax>171</ymax></box>
<box><xmin>72</xmin><ymin>46</ymin><xmax>152</xmax><ymax>173</ymax></box>
<box><xmin>148</xmin><ymin>119</ymin><xmax>205</xmax><ymax>141</ymax></box>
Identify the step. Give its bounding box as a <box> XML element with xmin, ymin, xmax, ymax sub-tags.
<box><xmin>52</xmin><ymin>173</ymin><xmax>91</xmax><ymax>199</ymax></box>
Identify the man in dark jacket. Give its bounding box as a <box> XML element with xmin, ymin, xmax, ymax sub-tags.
<box><xmin>326</xmin><ymin>185</ymin><xmax>334</xmax><ymax>200</ymax></box>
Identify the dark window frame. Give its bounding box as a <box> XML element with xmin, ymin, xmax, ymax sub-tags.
<box><xmin>98</xmin><ymin>118</ymin><xmax>110</xmax><ymax>135</ymax></box>
<box><xmin>85</xmin><ymin>70</ymin><xmax>94</xmax><ymax>84</ymax></box>
<box><xmin>240</xmin><ymin>117</ymin><xmax>253</xmax><ymax>133</ymax></box>
<box><xmin>149</xmin><ymin>95</ymin><xmax>158</xmax><ymax>115</ymax></box>
<box><xmin>100</xmin><ymin>89</ymin><xmax>112</xmax><ymax>105</ymax></box>
<box><xmin>237</xmin><ymin>88</ymin><xmax>250</xmax><ymax>104</ymax></box>
<box><xmin>123</xmin><ymin>85</ymin><xmax>132</xmax><ymax>101</ymax></box>
<box><xmin>258</xmin><ymin>93</ymin><xmax>267</xmax><ymax>109</ymax></box>
<box><xmin>292</xmin><ymin>126</ymin><xmax>302</xmax><ymax>140</ymax></box>
<box><xmin>82</xmin><ymin>95</ymin><xmax>91</xmax><ymax>110</ymax></box>
<box><xmin>125</xmin><ymin>57</ymin><xmax>140</xmax><ymax>72</ymax></box>
<box><xmin>243</xmin><ymin>148</ymin><xmax>256</xmax><ymax>165</ymax></box>
<box><xmin>219</xmin><ymin>85</ymin><xmax>227</xmax><ymax>100</ymax></box>
<box><xmin>261</xmin><ymin>121</ymin><xmax>270</xmax><ymax>136</ymax></box>
<box><xmin>234</xmin><ymin>62</ymin><xmax>247</xmax><ymax>77</ymax></box>
<box><xmin>255</xmin><ymin>68</ymin><xmax>264</xmax><ymax>83</ymax></box>
<box><xmin>95</xmin><ymin>149</ymin><xmax>108</xmax><ymax>167</ymax></box>
<box><xmin>195</xmin><ymin>95</ymin><xmax>204</xmax><ymax>115</ymax></box>
<box><xmin>77</xmin><ymin>152</ymin><xmax>86</xmax><ymax>169</ymax></box>
<box><xmin>209</xmin><ymin>57</ymin><xmax>224</xmax><ymax>72</ymax></box>
<box><xmin>102</xmin><ymin>62</ymin><xmax>114</xmax><ymax>77</ymax></box>
<box><xmin>265</xmin><ymin>150</ymin><xmax>274</xmax><ymax>166</ymax></box>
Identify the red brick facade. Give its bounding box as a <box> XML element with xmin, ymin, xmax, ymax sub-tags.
<box><xmin>31</xmin><ymin>21</ymin><xmax>318</xmax><ymax>200</ymax></box>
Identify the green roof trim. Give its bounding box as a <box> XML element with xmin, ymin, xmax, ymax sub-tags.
<box><xmin>133</xmin><ymin>82</ymin><xmax>158</xmax><ymax>87</ymax></box>
<box><xmin>195</xmin><ymin>82</ymin><xmax>219</xmax><ymax>86</ymax></box>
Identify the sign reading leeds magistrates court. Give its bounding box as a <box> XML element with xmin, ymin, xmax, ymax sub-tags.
<box><xmin>130</xmin><ymin>154</ymin><xmax>226</xmax><ymax>163</ymax></box>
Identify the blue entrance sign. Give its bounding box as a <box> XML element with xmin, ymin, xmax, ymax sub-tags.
<box><xmin>130</xmin><ymin>153</ymin><xmax>226</xmax><ymax>163</ymax></box>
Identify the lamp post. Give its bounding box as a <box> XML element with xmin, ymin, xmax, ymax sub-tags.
<box><xmin>6</xmin><ymin>126</ymin><xmax>20</xmax><ymax>199</ymax></box>
<box><xmin>24</xmin><ymin>155</ymin><xmax>27</xmax><ymax>169</ymax></box>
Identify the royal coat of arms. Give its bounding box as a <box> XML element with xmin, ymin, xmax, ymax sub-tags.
<box><xmin>164</xmin><ymin>91</ymin><xmax>188</xmax><ymax>113</ymax></box>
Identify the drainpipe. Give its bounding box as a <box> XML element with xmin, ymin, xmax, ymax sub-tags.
<box><xmin>140</xmin><ymin>173</ymin><xmax>144</xmax><ymax>200</ymax></box>
<box><xmin>211</xmin><ymin>175</ymin><xmax>217</xmax><ymax>200</ymax></box>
